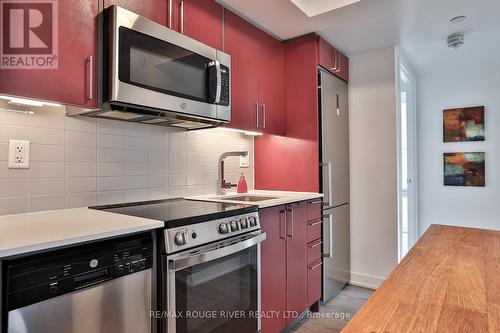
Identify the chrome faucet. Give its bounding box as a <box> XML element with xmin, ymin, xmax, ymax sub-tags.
<box><xmin>217</xmin><ymin>151</ymin><xmax>248</xmax><ymax>195</ymax></box>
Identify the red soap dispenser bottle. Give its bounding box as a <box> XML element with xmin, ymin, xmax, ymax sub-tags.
<box><xmin>237</xmin><ymin>173</ymin><xmax>248</xmax><ymax>193</ymax></box>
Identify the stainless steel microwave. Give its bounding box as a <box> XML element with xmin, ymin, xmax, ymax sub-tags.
<box><xmin>69</xmin><ymin>5</ymin><xmax>231</xmax><ymax>130</ymax></box>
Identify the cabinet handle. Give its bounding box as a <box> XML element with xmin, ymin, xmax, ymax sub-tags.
<box><xmin>331</xmin><ymin>49</ymin><xmax>337</xmax><ymax>72</ymax></box>
<box><xmin>179</xmin><ymin>0</ymin><xmax>184</xmax><ymax>34</ymax></box>
<box><xmin>168</xmin><ymin>0</ymin><xmax>173</xmax><ymax>29</ymax></box>
<box><xmin>308</xmin><ymin>240</ymin><xmax>323</xmax><ymax>248</ymax></box>
<box><xmin>286</xmin><ymin>208</ymin><xmax>294</xmax><ymax>238</ymax></box>
<box><xmin>308</xmin><ymin>220</ymin><xmax>323</xmax><ymax>226</ymax></box>
<box><xmin>336</xmin><ymin>51</ymin><xmax>341</xmax><ymax>73</ymax></box>
<box><xmin>310</xmin><ymin>200</ymin><xmax>322</xmax><ymax>205</ymax></box>
<box><xmin>86</xmin><ymin>56</ymin><xmax>93</xmax><ymax>101</ymax></box>
<box><xmin>262</xmin><ymin>104</ymin><xmax>266</xmax><ymax>129</ymax></box>
<box><xmin>309</xmin><ymin>261</ymin><xmax>323</xmax><ymax>270</ymax></box>
<box><xmin>255</xmin><ymin>102</ymin><xmax>260</xmax><ymax>128</ymax></box>
<box><xmin>279</xmin><ymin>209</ymin><xmax>286</xmax><ymax>239</ymax></box>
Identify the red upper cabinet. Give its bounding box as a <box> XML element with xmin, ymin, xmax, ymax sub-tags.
<box><xmin>316</xmin><ymin>36</ymin><xmax>349</xmax><ymax>82</ymax></box>
<box><xmin>224</xmin><ymin>9</ymin><xmax>285</xmax><ymax>135</ymax></box>
<box><xmin>223</xmin><ymin>10</ymin><xmax>260</xmax><ymax>132</ymax></box>
<box><xmin>104</xmin><ymin>0</ymin><xmax>167</xmax><ymax>25</ymax></box>
<box><xmin>0</xmin><ymin>0</ymin><xmax>98</xmax><ymax>107</ymax></box>
<box><xmin>317</xmin><ymin>36</ymin><xmax>334</xmax><ymax>73</ymax></box>
<box><xmin>177</xmin><ymin>0</ymin><xmax>223</xmax><ymax>49</ymax></box>
<box><xmin>257</xmin><ymin>32</ymin><xmax>285</xmax><ymax>136</ymax></box>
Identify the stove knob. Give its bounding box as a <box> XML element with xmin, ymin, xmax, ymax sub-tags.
<box><xmin>230</xmin><ymin>220</ymin><xmax>239</xmax><ymax>232</ymax></box>
<box><xmin>219</xmin><ymin>223</ymin><xmax>229</xmax><ymax>234</ymax></box>
<box><xmin>174</xmin><ymin>231</ymin><xmax>187</xmax><ymax>246</ymax></box>
<box><xmin>248</xmin><ymin>217</ymin><xmax>257</xmax><ymax>227</ymax></box>
<box><xmin>240</xmin><ymin>218</ymin><xmax>248</xmax><ymax>229</ymax></box>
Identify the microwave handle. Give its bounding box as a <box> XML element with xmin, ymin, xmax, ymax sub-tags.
<box><xmin>208</xmin><ymin>60</ymin><xmax>222</xmax><ymax>104</ymax></box>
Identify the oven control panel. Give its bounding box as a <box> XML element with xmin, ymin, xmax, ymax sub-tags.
<box><xmin>164</xmin><ymin>212</ymin><xmax>260</xmax><ymax>254</ymax></box>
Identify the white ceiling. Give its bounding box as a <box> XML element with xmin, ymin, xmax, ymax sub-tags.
<box><xmin>217</xmin><ymin>0</ymin><xmax>500</xmax><ymax>74</ymax></box>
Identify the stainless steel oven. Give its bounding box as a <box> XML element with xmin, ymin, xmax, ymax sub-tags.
<box><xmin>164</xmin><ymin>231</ymin><xmax>265</xmax><ymax>333</ymax></box>
<box><xmin>69</xmin><ymin>5</ymin><xmax>231</xmax><ymax>130</ymax></box>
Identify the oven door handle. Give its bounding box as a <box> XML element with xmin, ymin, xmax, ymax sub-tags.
<box><xmin>168</xmin><ymin>232</ymin><xmax>267</xmax><ymax>271</ymax></box>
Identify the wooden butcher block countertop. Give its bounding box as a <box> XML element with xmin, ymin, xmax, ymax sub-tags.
<box><xmin>342</xmin><ymin>224</ymin><xmax>500</xmax><ymax>333</ymax></box>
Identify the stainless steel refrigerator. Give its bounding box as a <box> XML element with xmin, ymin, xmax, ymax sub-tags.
<box><xmin>318</xmin><ymin>69</ymin><xmax>350</xmax><ymax>302</ymax></box>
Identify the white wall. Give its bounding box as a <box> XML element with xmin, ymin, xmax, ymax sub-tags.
<box><xmin>349</xmin><ymin>47</ymin><xmax>399</xmax><ymax>288</ymax></box>
<box><xmin>417</xmin><ymin>55</ymin><xmax>500</xmax><ymax>234</ymax></box>
<box><xmin>0</xmin><ymin>104</ymin><xmax>254</xmax><ymax>215</ymax></box>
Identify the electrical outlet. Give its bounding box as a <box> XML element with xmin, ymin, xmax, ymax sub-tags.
<box><xmin>240</xmin><ymin>153</ymin><xmax>249</xmax><ymax>168</ymax></box>
<box><xmin>9</xmin><ymin>140</ymin><xmax>30</xmax><ymax>169</ymax></box>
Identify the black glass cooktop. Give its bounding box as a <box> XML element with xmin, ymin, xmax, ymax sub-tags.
<box><xmin>90</xmin><ymin>198</ymin><xmax>257</xmax><ymax>228</ymax></box>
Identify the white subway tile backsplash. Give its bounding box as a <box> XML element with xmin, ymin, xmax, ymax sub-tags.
<box><xmin>0</xmin><ymin>125</ymin><xmax>29</xmax><ymax>143</ymax></box>
<box><xmin>29</xmin><ymin>194</ymin><xmax>66</xmax><ymax>212</ymax></box>
<box><xmin>98</xmin><ymin>177</ymin><xmax>124</xmax><ymax>191</ymax></box>
<box><xmin>30</xmin><ymin>162</ymin><xmax>66</xmax><ymax>178</ymax></box>
<box><xmin>0</xmin><ymin>143</ymin><xmax>9</xmax><ymax>161</ymax></box>
<box><xmin>67</xmin><ymin>192</ymin><xmax>97</xmax><ymax>208</ymax></box>
<box><xmin>98</xmin><ymin>162</ymin><xmax>123</xmax><ymax>177</ymax></box>
<box><xmin>30</xmin><ymin>127</ymin><xmax>65</xmax><ymax>145</ymax></box>
<box><xmin>0</xmin><ymin>179</ymin><xmax>29</xmax><ymax>198</ymax></box>
<box><xmin>97</xmin><ymin>191</ymin><xmax>124</xmax><ymax>205</ymax></box>
<box><xmin>0</xmin><ymin>197</ymin><xmax>29</xmax><ymax>215</ymax></box>
<box><xmin>0</xmin><ymin>161</ymin><xmax>29</xmax><ymax>179</ymax></box>
<box><xmin>67</xmin><ymin>131</ymin><xmax>97</xmax><ymax>147</ymax></box>
<box><xmin>66</xmin><ymin>116</ymin><xmax>97</xmax><ymax>133</ymax></box>
<box><xmin>98</xmin><ymin>133</ymin><xmax>124</xmax><ymax>149</ymax></box>
<box><xmin>67</xmin><ymin>162</ymin><xmax>97</xmax><ymax>177</ymax></box>
<box><xmin>31</xmin><ymin>145</ymin><xmax>66</xmax><ymax>162</ymax></box>
<box><xmin>125</xmin><ymin>176</ymin><xmax>148</xmax><ymax>190</ymax></box>
<box><xmin>30</xmin><ymin>178</ymin><xmax>66</xmax><ymax>196</ymax></box>
<box><xmin>124</xmin><ymin>189</ymin><xmax>148</xmax><ymax>202</ymax></box>
<box><xmin>66</xmin><ymin>146</ymin><xmax>96</xmax><ymax>162</ymax></box>
<box><xmin>0</xmin><ymin>109</ymin><xmax>29</xmax><ymax>126</ymax></box>
<box><xmin>67</xmin><ymin>177</ymin><xmax>97</xmax><ymax>193</ymax></box>
<box><xmin>0</xmin><ymin>110</ymin><xmax>253</xmax><ymax>214</ymax></box>
<box><xmin>98</xmin><ymin>148</ymin><xmax>123</xmax><ymax>162</ymax></box>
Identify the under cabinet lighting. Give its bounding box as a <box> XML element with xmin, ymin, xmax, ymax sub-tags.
<box><xmin>0</xmin><ymin>108</ymin><xmax>35</xmax><ymax>115</ymax></box>
<box><xmin>0</xmin><ymin>95</ymin><xmax>62</xmax><ymax>107</ymax></box>
<box><xmin>219</xmin><ymin>127</ymin><xmax>263</xmax><ymax>136</ymax></box>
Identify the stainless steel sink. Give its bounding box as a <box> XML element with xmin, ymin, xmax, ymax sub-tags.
<box><xmin>212</xmin><ymin>195</ymin><xmax>278</xmax><ymax>202</ymax></box>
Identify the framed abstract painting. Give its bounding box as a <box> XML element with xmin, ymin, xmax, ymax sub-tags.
<box><xmin>443</xmin><ymin>106</ymin><xmax>485</xmax><ymax>142</ymax></box>
<box><xmin>443</xmin><ymin>152</ymin><xmax>485</xmax><ymax>187</ymax></box>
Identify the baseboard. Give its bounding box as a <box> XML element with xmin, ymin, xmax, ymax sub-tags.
<box><xmin>349</xmin><ymin>272</ymin><xmax>384</xmax><ymax>289</ymax></box>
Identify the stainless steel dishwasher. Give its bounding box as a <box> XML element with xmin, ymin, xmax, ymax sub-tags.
<box><xmin>4</xmin><ymin>233</ymin><xmax>155</xmax><ymax>333</ymax></box>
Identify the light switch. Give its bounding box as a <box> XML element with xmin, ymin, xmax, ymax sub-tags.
<box><xmin>9</xmin><ymin>140</ymin><xmax>30</xmax><ymax>169</ymax></box>
<box><xmin>240</xmin><ymin>153</ymin><xmax>249</xmax><ymax>168</ymax></box>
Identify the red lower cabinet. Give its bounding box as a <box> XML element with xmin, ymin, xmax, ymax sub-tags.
<box><xmin>260</xmin><ymin>206</ymin><xmax>287</xmax><ymax>333</ymax></box>
<box><xmin>308</xmin><ymin>259</ymin><xmax>323</xmax><ymax>305</ymax></box>
<box><xmin>260</xmin><ymin>201</ymin><xmax>315</xmax><ymax>332</ymax></box>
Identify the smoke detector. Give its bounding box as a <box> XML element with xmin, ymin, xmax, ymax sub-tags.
<box><xmin>447</xmin><ymin>33</ymin><xmax>464</xmax><ymax>49</ymax></box>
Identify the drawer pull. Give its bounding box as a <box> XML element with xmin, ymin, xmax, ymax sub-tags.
<box><xmin>308</xmin><ymin>220</ymin><xmax>323</xmax><ymax>226</ymax></box>
<box><xmin>309</xmin><ymin>261</ymin><xmax>323</xmax><ymax>270</ymax></box>
<box><xmin>308</xmin><ymin>240</ymin><xmax>323</xmax><ymax>248</ymax></box>
<box><xmin>309</xmin><ymin>200</ymin><xmax>322</xmax><ymax>205</ymax></box>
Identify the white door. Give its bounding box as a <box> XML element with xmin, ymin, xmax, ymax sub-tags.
<box><xmin>397</xmin><ymin>59</ymin><xmax>417</xmax><ymax>260</ymax></box>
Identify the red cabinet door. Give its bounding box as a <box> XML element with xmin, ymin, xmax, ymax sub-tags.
<box><xmin>307</xmin><ymin>259</ymin><xmax>323</xmax><ymax>306</ymax></box>
<box><xmin>223</xmin><ymin>10</ymin><xmax>260</xmax><ymax>132</ymax></box>
<box><xmin>317</xmin><ymin>36</ymin><xmax>334</xmax><ymax>73</ymax></box>
<box><xmin>180</xmin><ymin>0</ymin><xmax>222</xmax><ymax>49</ymax></box>
<box><xmin>0</xmin><ymin>0</ymin><xmax>98</xmax><ymax>107</ymax></box>
<box><xmin>258</xmin><ymin>32</ymin><xmax>285</xmax><ymax>136</ymax></box>
<box><xmin>260</xmin><ymin>206</ymin><xmax>287</xmax><ymax>333</ymax></box>
<box><xmin>104</xmin><ymin>0</ymin><xmax>167</xmax><ymax>25</ymax></box>
<box><xmin>285</xmin><ymin>202</ymin><xmax>309</xmax><ymax>323</ymax></box>
<box><xmin>337</xmin><ymin>51</ymin><xmax>349</xmax><ymax>82</ymax></box>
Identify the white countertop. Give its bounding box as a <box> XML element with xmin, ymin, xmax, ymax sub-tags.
<box><xmin>0</xmin><ymin>208</ymin><xmax>164</xmax><ymax>258</ymax></box>
<box><xmin>188</xmin><ymin>190</ymin><xmax>323</xmax><ymax>208</ymax></box>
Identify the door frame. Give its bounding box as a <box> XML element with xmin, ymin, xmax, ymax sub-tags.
<box><xmin>395</xmin><ymin>49</ymin><xmax>418</xmax><ymax>261</ymax></box>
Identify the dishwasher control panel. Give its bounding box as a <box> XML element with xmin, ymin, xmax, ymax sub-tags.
<box><xmin>5</xmin><ymin>233</ymin><xmax>153</xmax><ymax>311</ymax></box>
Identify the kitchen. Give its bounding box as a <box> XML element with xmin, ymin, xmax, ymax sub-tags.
<box><xmin>0</xmin><ymin>0</ymin><xmax>499</xmax><ymax>333</ymax></box>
